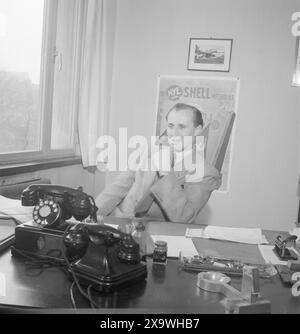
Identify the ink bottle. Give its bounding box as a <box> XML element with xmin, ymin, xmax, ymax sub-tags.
<box><xmin>153</xmin><ymin>240</ymin><xmax>168</xmax><ymax>265</ymax></box>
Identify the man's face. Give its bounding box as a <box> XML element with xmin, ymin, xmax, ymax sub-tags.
<box><xmin>166</xmin><ymin>109</ymin><xmax>202</xmax><ymax>151</ymax></box>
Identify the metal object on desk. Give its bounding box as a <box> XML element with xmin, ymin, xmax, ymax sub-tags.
<box><xmin>180</xmin><ymin>254</ymin><xmax>276</xmax><ymax>278</ymax></box>
<box><xmin>197</xmin><ymin>272</ymin><xmax>233</xmax><ymax>294</ymax></box>
<box><xmin>180</xmin><ymin>254</ymin><xmax>244</xmax><ymax>276</ymax></box>
<box><xmin>197</xmin><ymin>266</ymin><xmax>271</xmax><ymax>314</ymax></box>
<box><xmin>274</xmin><ymin>235</ymin><xmax>298</xmax><ymax>261</ymax></box>
<box><xmin>227</xmin><ymin>266</ymin><xmax>271</xmax><ymax>314</ymax></box>
<box><xmin>275</xmin><ymin>264</ymin><xmax>294</xmax><ymax>286</ymax></box>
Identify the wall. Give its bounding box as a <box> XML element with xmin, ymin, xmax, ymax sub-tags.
<box><xmin>107</xmin><ymin>0</ymin><xmax>300</xmax><ymax>231</ymax></box>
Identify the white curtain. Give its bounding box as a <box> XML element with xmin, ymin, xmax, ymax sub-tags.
<box><xmin>78</xmin><ymin>0</ymin><xmax>113</xmax><ymax>167</ymax></box>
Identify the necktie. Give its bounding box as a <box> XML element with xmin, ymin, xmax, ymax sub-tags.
<box><xmin>134</xmin><ymin>146</ymin><xmax>175</xmax><ymax>218</ymax></box>
<box><xmin>170</xmin><ymin>147</ymin><xmax>175</xmax><ymax>169</ymax></box>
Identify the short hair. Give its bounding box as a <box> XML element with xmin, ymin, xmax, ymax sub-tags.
<box><xmin>166</xmin><ymin>103</ymin><xmax>204</xmax><ymax>127</ymax></box>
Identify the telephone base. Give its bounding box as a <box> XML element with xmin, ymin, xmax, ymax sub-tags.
<box><xmin>11</xmin><ymin>221</ymin><xmax>68</xmax><ymax>262</ymax></box>
<box><xmin>11</xmin><ymin>221</ymin><xmax>86</xmax><ymax>263</ymax></box>
<box><xmin>70</xmin><ymin>263</ymin><xmax>147</xmax><ymax>293</ymax></box>
<box><xmin>12</xmin><ymin>221</ymin><xmax>148</xmax><ymax>293</ymax></box>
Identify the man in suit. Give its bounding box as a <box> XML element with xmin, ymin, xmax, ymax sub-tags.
<box><xmin>95</xmin><ymin>103</ymin><xmax>221</xmax><ymax>223</ymax></box>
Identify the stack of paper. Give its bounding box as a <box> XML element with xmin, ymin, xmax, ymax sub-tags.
<box><xmin>185</xmin><ymin>225</ymin><xmax>268</xmax><ymax>245</ymax></box>
<box><xmin>0</xmin><ymin>195</ymin><xmax>33</xmax><ymax>224</ymax></box>
<box><xmin>151</xmin><ymin>235</ymin><xmax>198</xmax><ymax>258</ymax></box>
<box><xmin>185</xmin><ymin>228</ymin><xmax>205</xmax><ymax>238</ymax></box>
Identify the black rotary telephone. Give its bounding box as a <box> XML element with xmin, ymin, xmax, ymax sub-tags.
<box><xmin>11</xmin><ymin>184</ymin><xmax>147</xmax><ymax>292</ymax></box>
<box><xmin>20</xmin><ymin>184</ymin><xmax>98</xmax><ymax>226</ymax></box>
<box><xmin>66</xmin><ymin>223</ymin><xmax>147</xmax><ymax>292</ymax></box>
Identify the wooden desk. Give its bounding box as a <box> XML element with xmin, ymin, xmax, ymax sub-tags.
<box><xmin>0</xmin><ymin>217</ymin><xmax>299</xmax><ymax>314</ymax></box>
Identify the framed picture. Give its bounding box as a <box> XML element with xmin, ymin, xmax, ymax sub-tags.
<box><xmin>292</xmin><ymin>36</ymin><xmax>300</xmax><ymax>86</ymax></box>
<box><xmin>187</xmin><ymin>38</ymin><xmax>233</xmax><ymax>72</ymax></box>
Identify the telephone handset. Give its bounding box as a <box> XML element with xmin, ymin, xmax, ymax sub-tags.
<box><xmin>12</xmin><ymin>185</ymin><xmax>147</xmax><ymax>292</ymax></box>
<box><xmin>21</xmin><ymin>184</ymin><xmax>98</xmax><ymax>227</ymax></box>
<box><xmin>66</xmin><ymin>224</ymin><xmax>147</xmax><ymax>291</ymax></box>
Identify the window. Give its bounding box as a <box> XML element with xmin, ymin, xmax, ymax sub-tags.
<box><xmin>0</xmin><ymin>0</ymin><xmax>83</xmax><ymax>164</ymax></box>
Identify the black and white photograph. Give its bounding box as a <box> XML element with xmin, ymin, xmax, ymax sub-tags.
<box><xmin>187</xmin><ymin>38</ymin><xmax>233</xmax><ymax>71</ymax></box>
<box><xmin>0</xmin><ymin>0</ymin><xmax>300</xmax><ymax>319</ymax></box>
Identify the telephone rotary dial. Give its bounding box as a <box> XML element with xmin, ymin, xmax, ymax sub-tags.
<box><xmin>32</xmin><ymin>199</ymin><xmax>61</xmax><ymax>227</ymax></box>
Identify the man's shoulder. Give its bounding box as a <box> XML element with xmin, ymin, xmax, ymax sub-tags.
<box><xmin>201</xmin><ymin>161</ymin><xmax>222</xmax><ymax>190</ymax></box>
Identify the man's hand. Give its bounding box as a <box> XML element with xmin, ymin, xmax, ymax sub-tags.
<box><xmin>134</xmin><ymin>188</ymin><xmax>154</xmax><ymax>217</ymax></box>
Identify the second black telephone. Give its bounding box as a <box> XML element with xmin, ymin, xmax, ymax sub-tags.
<box><xmin>21</xmin><ymin>184</ymin><xmax>98</xmax><ymax>226</ymax></box>
<box><xmin>12</xmin><ymin>184</ymin><xmax>147</xmax><ymax>292</ymax></box>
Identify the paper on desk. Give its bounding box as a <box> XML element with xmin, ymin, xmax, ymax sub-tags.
<box><xmin>185</xmin><ymin>228</ymin><xmax>205</xmax><ymax>238</ymax></box>
<box><xmin>151</xmin><ymin>235</ymin><xmax>198</xmax><ymax>258</ymax></box>
<box><xmin>185</xmin><ymin>226</ymin><xmax>268</xmax><ymax>245</ymax></box>
<box><xmin>0</xmin><ymin>195</ymin><xmax>33</xmax><ymax>224</ymax></box>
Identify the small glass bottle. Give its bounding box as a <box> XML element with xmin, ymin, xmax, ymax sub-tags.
<box><xmin>131</xmin><ymin>221</ymin><xmax>147</xmax><ymax>261</ymax></box>
<box><xmin>153</xmin><ymin>240</ymin><xmax>168</xmax><ymax>265</ymax></box>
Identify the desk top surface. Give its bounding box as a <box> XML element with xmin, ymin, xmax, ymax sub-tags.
<box><xmin>0</xmin><ymin>217</ymin><xmax>299</xmax><ymax>314</ymax></box>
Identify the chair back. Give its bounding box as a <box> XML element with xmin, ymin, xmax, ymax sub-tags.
<box><xmin>206</xmin><ymin>113</ymin><xmax>236</xmax><ymax>173</ymax></box>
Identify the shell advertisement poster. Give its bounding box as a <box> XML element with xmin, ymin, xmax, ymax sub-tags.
<box><xmin>155</xmin><ymin>75</ymin><xmax>240</xmax><ymax>192</ymax></box>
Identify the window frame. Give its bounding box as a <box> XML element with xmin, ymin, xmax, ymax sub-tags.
<box><xmin>0</xmin><ymin>0</ymin><xmax>84</xmax><ymax>166</ymax></box>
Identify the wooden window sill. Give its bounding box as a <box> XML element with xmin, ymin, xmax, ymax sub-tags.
<box><xmin>0</xmin><ymin>157</ymin><xmax>82</xmax><ymax>177</ymax></box>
